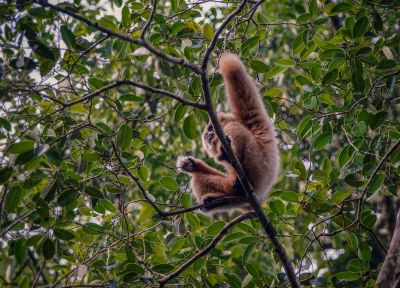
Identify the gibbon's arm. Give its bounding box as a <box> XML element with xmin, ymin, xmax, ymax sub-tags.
<box><xmin>177</xmin><ymin>156</ymin><xmax>239</xmax><ymax>203</ymax></box>
<box><xmin>219</xmin><ymin>53</ymin><xmax>270</xmax><ymax>131</ymax></box>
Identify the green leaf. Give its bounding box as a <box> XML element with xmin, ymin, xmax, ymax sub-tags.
<box><xmin>120</xmin><ymin>93</ymin><xmax>143</xmax><ymax>102</ymax></box>
<box><xmin>183</xmin><ymin>115</ymin><xmax>197</xmax><ymax>139</ymax></box>
<box><xmin>309</xmin><ymin>0</ymin><xmax>318</xmax><ymax>15</ymax></box>
<box><xmin>242</xmin><ymin>243</ymin><xmax>256</xmax><ymax>264</ymax></box>
<box><xmin>292</xmin><ymin>160</ymin><xmax>307</xmax><ymax>180</ymax></box>
<box><xmin>345</xmin><ymin>174</ymin><xmax>364</xmax><ymax>188</ymax></box>
<box><xmin>84</xmin><ymin>186</ymin><xmax>104</xmax><ymax>199</ymax></box>
<box><xmin>241</xmin><ymin>36</ymin><xmax>259</xmax><ymax>53</ymax></box>
<box><xmin>351</xmin><ymin>121</ymin><xmax>366</xmax><ymax>136</ymax></box>
<box><xmin>160</xmin><ymin>177</ymin><xmax>178</xmax><ymax>190</ymax></box>
<box><xmin>14</xmin><ymin>237</ymin><xmax>27</xmax><ymax>264</ymax></box>
<box><xmin>8</xmin><ymin>141</ymin><xmax>34</xmax><ymax>154</ymax></box>
<box><xmin>99</xmin><ymin>16</ymin><xmax>118</xmax><ymax>31</ymax></box>
<box><xmin>206</xmin><ymin>221</ymin><xmax>225</xmax><ymax>236</ymax></box>
<box><xmin>60</xmin><ymin>25</ymin><xmax>76</xmax><ymax>49</ymax></box>
<box><xmin>100</xmin><ymin>199</ymin><xmax>117</xmax><ymax>212</ymax></box>
<box><xmin>352</xmin><ymin>60</ymin><xmax>365</xmax><ymax>92</ymax></box>
<box><xmin>267</xmin><ymin>66</ymin><xmax>288</xmax><ymax>79</ymax></box>
<box><xmin>321</xmin><ymin>68</ymin><xmax>338</xmax><ymax>86</ymax></box>
<box><xmin>336</xmin><ymin>271</ymin><xmax>360</xmax><ymax>281</ymax></box>
<box><xmin>57</xmin><ymin>188</ymin><xmax>79</xmax><ymax>206</ymax></box>
<box><xmin>54</xmin><ymin>228</ymin><xmax>75</xmax><ymax>240</ymax></box>
<box><xmin>137</xmin><ymin>166</ymin><xmax>148</xmax><ymax>181</ymax></box>
<box><xmin>203</xmin><ymin>23</ymin><xmax>214</xmax><ymax>40</ymax></box>
<box><xmin>88</xmin><ymin>77</ymin><xmax>106</xmax><ymax>89</ymax></box>
<box><xmin>276</xmin><ymin>58</ymin><xmax>296</xmax><ymax>67</ymax></box>
<box><xmin>170</xmin><ymin>238</ymin><xmax>185</xmax><ymax>254</ymax></box>
<box><xmin>352</xmin><ymin>17</ymin><xmax>368</xmax><ymax>39</ymax></box>
<box><xmin>42</xmin><ymin>237</ymin><xmax>55</xmax><ymax>259</ymax></box>
<box><xmin>153</xmin><ymin>264</ymin><xmax>174</xmax><ymax>273</ymax></box>
<box><xmin>317</xmin><ymin>93</ymin><xmax>334</xmax><ymax>106</ymax></box>
<box><xmin>346</xmin><ymin>258</ymin><xmax>364</xmax><ymax>273</ymax></box>
<box><xmin>36</xmin><ymin>198</ymin><xmax>49</xmax><ymax>220</ymax></box>
<box><xmin>265</xmin><ymin>88</ymin><xmax>282</xmax><ymax>97</ymax></box>
<box><xmin>225</xmin><ymin>272</ymin><xmax>242</xmax><ymax>288</ymax></box>
<box><xmin>82</xmin><ymin>222</ymin><xmax>103</xmax><ymax>235</ymax></box>
<box><xmin>18</xmin><ymin>275</ymin><xmax>30</xmax><ymax>288</ymax></box>
<box><xmin>0</xmin><ymin>167</ymin><xmax>13</xmax><ymax>185</ymax></box>
<box><xmin>331</xmin><ymin>190</ymin><xmax>352</xmax><ymax>204</ymax></box>
<box><xmin>122</xmin><ymin>5</ymin><xmax>131</xmax><ymax>28</ymax></box>
<box><xmin>28</xmin><ymin>39</ymin><xmax>56</xmax><ymax>61</ymax></box>
<box><xmin>269</xmin><ymin>199</ymin><xmax>285</xmax><ymax>215</ymax></box>
<box><xmin>376</xmin><ymin>59</ymin><xmax>397</xmax><ymax>70</ymax></box>
<box><xmin>297</xmin><ymin>116</ymin><xmax>312</xmax><ymax>138</ymax></box>
<box><xmin>367</xmin><ymin>173</ymin><xmax>385</xmax><ymax>197</ymax></box>
<box><xmin>125</xmin><ymin>246</ymin><xmax>136</xmax><ymax>263</ymax></box>
<box><xmin>330</xmin><ymin>2</ymin><xmax>353</xmax><ymax>13</ymax></box>
<box><xmin>250</xmin><ymin>60</ymin><xmax>269</xmax><ymax>73</ymax></box>
<box><xmin>281</xmin><ymin>191</ymin><xmax>299</xmax><ymax>202</ymax></box>
<box><xmin>4</xmin><ymin>186</ymin><xmax>22</xmax><ymax>213</ymax></box>
<box><xmin>117</xmin><ymin>124</ymin><xmax>133</xmax><ymax>151</ymax></box>
<box><xmin>314</xmin><ymin>132</ymin><xmax>332</xmax><ymax>150</ymax></box>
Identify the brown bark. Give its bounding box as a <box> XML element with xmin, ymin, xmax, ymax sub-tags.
<box><xmin>376</xmin><ymin>209</ymin><xmax>400</xmax><ymax>288</ymax></box>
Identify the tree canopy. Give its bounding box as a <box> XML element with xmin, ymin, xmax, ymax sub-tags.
<box><xmin>0</xmin><ymin>0</ymin><xmax>400</xmax><ymax>287</ymax></box>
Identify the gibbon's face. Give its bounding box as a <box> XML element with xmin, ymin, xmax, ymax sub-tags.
<box><xmin>202</xmin><ymin>113</ymin><xmax>236</xmax><ymax>157</ymax></box>
<box><xmin>202</xmin><ymin>122</ymin><xmax>218</xmax><ymax>157</ymax></box>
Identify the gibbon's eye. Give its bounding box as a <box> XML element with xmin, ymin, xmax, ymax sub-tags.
<box><xmin>207</xmin><ymin>124</ymin><xmax>213</xmax><ymax>131</ymax></box>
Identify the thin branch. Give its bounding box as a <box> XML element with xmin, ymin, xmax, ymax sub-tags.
<box><xmin>35</xmin><ymin>0</ymin><xmax>202</xmax><ymax>73</ymax></box>
<box><xmin>0</xmin><ymin>210</ymin><xmax>35</xmax><ymax>239</ymax></box>
<box><xmin>202</xmin><ymin>0</ymin><xmax>248</xmax><ymax>69</ymax></box>
<box><xmin>357</xmin><ymin>138</ymin><xmax>400</xmax><ymax>219</ymax></box>
<box><xmin>112</xmin><ymin>141</ymin><xmax>163</xmax><ymax>215</ymax></box>
<box><xmin>141</xmin><ymin>0</ymin><xmax>157</xmax><ymax>39</ymax></box>
<box><xmin>159</xmin><ymin>212</ymin><xmax>256</xmax><ymax>287</ymax></box>
<box><xmin>160</xmin><ymin>196</ymin><xmax>248</xmax><ymax>217</ymax></box>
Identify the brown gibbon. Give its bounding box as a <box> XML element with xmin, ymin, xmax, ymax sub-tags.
<box><xmin>177</xmin><ymin>53</ymin><xmax>279</xmax><ymax>212</ymax></box>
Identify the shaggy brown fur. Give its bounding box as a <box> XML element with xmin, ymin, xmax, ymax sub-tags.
<box><xmin>177</xmin><ymin>53</ymin><xmax>279</xmax><ymax>212</ymax></box>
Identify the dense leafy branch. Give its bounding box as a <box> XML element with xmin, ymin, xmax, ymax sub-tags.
<box><xmin>34</xmin><ymin>0</ymin><xmax>202</xmax><ymax>73</ymax></box>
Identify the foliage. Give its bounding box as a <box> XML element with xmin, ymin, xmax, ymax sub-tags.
<box><xmin>0</xmin><ymin>0</ymin><xmax>399</xmax><ymax>287</ymax></box>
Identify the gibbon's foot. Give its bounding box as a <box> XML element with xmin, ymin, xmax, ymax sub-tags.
<box><xmin>201</xmin><ymin>195</ymin><xmax>222</xmax><ymax>211</ymax></box>
<box><xmin>176</xmin><ymin>156</ymin><xmax>197</xmax><ymax>173</ymax></box>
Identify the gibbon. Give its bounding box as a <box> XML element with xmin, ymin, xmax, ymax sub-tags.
<box><xmin>177</xmin><ymin>53</ymin><xmax>279</xmax><ymax>212</ymax></box>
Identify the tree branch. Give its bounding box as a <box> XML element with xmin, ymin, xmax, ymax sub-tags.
<box><xmin>34</xmin><ymin>0</ymin><xmax>202</xmax><ymax>73</ymax></box>
<box><xmin>159</xmin><ymin>212</ymin><xmax>256</xmax><ymax>287</ymax></box>
<box><xmin>65</xmin><ymin>79</ymin><xmax>206</xmax><ymax>109</ymax></box>
<box><xmin>201</xmin><ymin>0</ymin><xmax>248</xmax><ymax>69</ymax></box>
<box><xmin>376</xmin><ymin>208</ymin><xmax>400</xmax><ymax>288</ymax></box>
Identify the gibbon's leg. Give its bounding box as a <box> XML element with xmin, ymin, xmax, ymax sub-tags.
<box><xmin>176</xmin><ymin>156</ymin><xmax>237</xmax><ymax>203</ymax></box>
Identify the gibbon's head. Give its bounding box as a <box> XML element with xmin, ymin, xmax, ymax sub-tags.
<box><xmin>201</xmin><ymin>112</ymin><xmax>236</xmax><ymax>158</ymax></box>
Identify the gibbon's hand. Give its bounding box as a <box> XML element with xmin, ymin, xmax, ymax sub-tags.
<box><xmin>176</xmin><ymin>156</ymin><xmax>197</xmax><ymax>173</ymax></box>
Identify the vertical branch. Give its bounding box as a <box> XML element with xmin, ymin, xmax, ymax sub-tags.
<box><xmin>141</xmin><ymin>0</ymin><xmax>157</xmax><ymax>39</ymax></box>
<box><xmin>199</xmin><ymin>1</ymin><xmax>300</xmax><ymax>287</ymax></box>
<box><xmin>376</xmin><ymin>207</ymin><xmax>400</xmax><ymax>288</ymax></box>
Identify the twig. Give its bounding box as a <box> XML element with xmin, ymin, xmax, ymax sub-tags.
<box><xmin>112</xmin><ymin>141</ymin><xmax>163</xmax><ymax>215</ymax></box>
<box><xmin>141</xmin><ymin>0</ymin><xmax>157</xmax><ymax>39</ymax></box>
<box><xmin>159</xmin><ymin>212</ymin><xmax>256</xmax><ymax>287</ymax></box>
